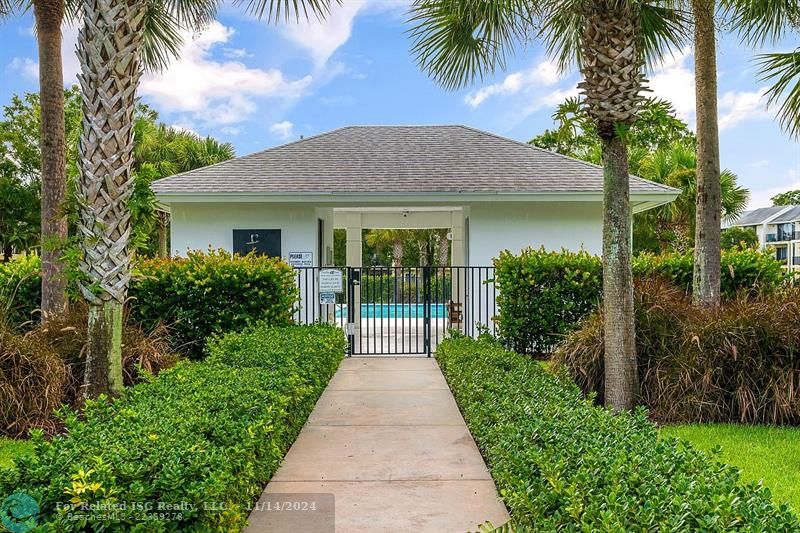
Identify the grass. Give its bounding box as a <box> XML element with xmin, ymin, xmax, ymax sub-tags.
<box><xmin>661</xmin><ymin>424</ymin><xmax>800</xmax><ymax>512</ymax></box>
<box><xmin>0</xmin><ymin>438</ymin><xmax>34</xmax><ymax>468</ymax></box>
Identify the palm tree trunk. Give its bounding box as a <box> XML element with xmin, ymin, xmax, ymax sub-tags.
<box><xmin>77</xmin><ymin>0</ymin><xmax>145</xmax><ymax>398</ymax></box>
<box><xmin>3</xmin><ymin>244</ymin><xmax>12</xmax><ymax>262</ymax></box>
<box><xmin>157</xmin><ymin>211</ymin><xmax>169</xmax><ymax>257</ymax></box>
<box><xmin>692</xmin><ymin>0</ymin><xmax>722</xmax><ymax>307</ymax></box>
<box><xmin>392</xmin><ymin>239</ymin><xmax>403</xmax><ymax>267</ymax></box>
<box><xmin>33</xmin><ymin>0</ymin><xmax>68</xmax><ymax>321</ymax></box>
<box><xmin>601</xmin><ymin>134</ymin><xmax>638</xmax><ymax>412</ymax></box>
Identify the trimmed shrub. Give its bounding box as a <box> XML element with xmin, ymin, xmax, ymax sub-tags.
<box><xmin>555</xmin><ymin>279</ymin><xmax>800</xmax><ymax>425</ymax></box>
<box><xmin>1</xmin><ymin>324</ymin><xmax>345</xmax><ymax>531</ymax></box>
<box><xmin>493</xmin><ymin>247</ymin><xmax>786</xmax><ymax>354</ymax></box>
<box><xmin>0</xmin><ymin>255</ymin><xmax>41</xmax><ymax>329</ymax></box>
<box><xmin>437</xmin><ymin>336</ymin><xmax>799</xmax><ymax>530</ymax></box>
<box><xmin>494</xmin><ymin>248</ymin><xmax>602</xmax><ymax>354</ymax></box>
<box><xmin>129</xmin><ymin>250</ymin><xmax>298</xmax><ymax>358</ymax></box>
<box><xmin>634</xmin><ymin>247</ymin><xmax>786</xmax><ymax>296</ymax></box>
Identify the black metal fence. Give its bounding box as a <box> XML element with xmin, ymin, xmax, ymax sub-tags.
<box><xmin>292</xmin><ymin>266</ymin><xmax>497</xmax><ymax>356</ymax></box>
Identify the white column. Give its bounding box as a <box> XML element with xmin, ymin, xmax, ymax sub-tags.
<box><xmin>345</xmin><ymin>213</ymin><xmax>362</xmax><ymax>350</ymax></box>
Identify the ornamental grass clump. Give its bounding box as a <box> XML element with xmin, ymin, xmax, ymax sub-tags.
<box><xmin>437</xmin><ymin>336</ymin><xmax>799</xmax><ymax>530</ymax></box>
<box><xmin>0</xmin><ymin>304</ymin><xmax>178</xmax><ymax>438</ymax></box>
<box><xmin>556</xmin><ymin>278</ymin><xmax>800</xmax><ymax>424</ymax></box>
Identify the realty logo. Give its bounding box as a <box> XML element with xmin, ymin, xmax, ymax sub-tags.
<box><xmin>1</xmin><ymin>492</ymin><xmax>39</xmax><ymax>533</ymax></box>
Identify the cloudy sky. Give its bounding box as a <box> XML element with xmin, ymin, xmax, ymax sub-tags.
<box><xmin>1</xmin><ymin>2</ymin><xmax>798</xmax><ymax>208</ymax></box>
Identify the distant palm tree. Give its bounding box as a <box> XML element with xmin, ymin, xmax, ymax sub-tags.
<box><xmin>76</xmin><ymin>0</ymin><xmax>335</xmax><ymax>398</ymax></box>
<box><xmin>639</xmin><ymin>140</ymin><xmax>749</xmax><ymax>249</ymax></box>
<box><xmin>409</xmin><ymin>0</ymin><xmax>687</xmax><ymax>412</ymax></box>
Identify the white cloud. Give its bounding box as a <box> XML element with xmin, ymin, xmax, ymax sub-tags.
<box><xmin>140</xmin><ymin>22</ymin><xmax>312</xmax><ymax>126</ymax></box>
<box><xmin>647</xmin><ymin>49</ymin><xmax>695</xmax><ymax>122</ymax></box>
<box><xmin>464</xmin><ymin>60</ymin><xmax>561</xmax><ymax>108</ymax></box>
<box><xmin>280</xmin><ymin>0</ymin><xmax>368</xmax><ymax>68</ymax></box>
<box><xmin>170</xmin><ymin>123</ymin><xmax>200</xmax><ymax>136</ymax></box>
<box><xmin>719</xmin><ymin>88</ymin><xmax>769</xmax><ymax>130</ymax></box>
<box><xmin>279</xmin><ymin>0</ymin><xmax>409</xmax><ymax>68</ymax></box>
<box><xmin>749</xmin><ymin>159</ymin><xmax>770</xmax><ymax>168</ymax></box>
<box><xmin>749</xmin><ymin>170</ymin><xmax>800</xmax><ymax>208</ymax></box>
<box><xmin>223</xmin><ymin>47</ymin><xmax>251</xmax><ymax>59</ymax></box>
<box><xmin>269</xmin><ymin>121</ymin><xmax>294</xmax><ymax>140</ymax></box>
<box><xmin>8</xmin><ymin>23</ymin><xmax>80</xmax><ymax>85</ymax></box>
<box><xmin>8</xmin><ymin>57</ymin><xmax>38</xmax><ymax>79</ymax></box>
<box><xmin>220</xmin><ymin>126</ymin><xmax>241</xmax><ymax>136</ymax></box>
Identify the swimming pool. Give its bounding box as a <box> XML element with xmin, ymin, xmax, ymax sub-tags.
<box><xmin>335</xmin><ymin>303</ymin><xmax>448</xmax><ymax>319</ymax></box>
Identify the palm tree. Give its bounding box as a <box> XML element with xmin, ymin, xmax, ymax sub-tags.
<box><xmin>1</xmin><ymin>0</ymin><xmax>71</xmax><ymax>320</ymax></box>
<box><xmin>639</xmin><ymin>140</ymin><xmax>748</xmax><ymax>250</ymax></box>
<box><xmin>76</xmin><ymin>0</ymin><xmax>334</xmax><ymax>397</ymax></box>
<box><xmin>409</xmin><ymin>0</ymin><xmax>687</xmax><ymax>412</ymax></box>
<box><xmin>0</xmin><ymin>0</ymin><xmax>231</xmax><ymax>321</ymax></box>
<box><xmin>690</xmin><ymin>1</ymin><xmax>800</xmax><ymax>307</ymax></box>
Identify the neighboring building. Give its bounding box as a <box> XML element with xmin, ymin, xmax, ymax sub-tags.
<box><xmin>726</xmin><ymin>205</ymin><xmax>800</xmax><ymax>269</ymax></box>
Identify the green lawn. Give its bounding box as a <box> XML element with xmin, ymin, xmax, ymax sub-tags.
<box><xmin>661</xmin><ymin>424</ymin><xmax>800</xmax><ymax>512</ymax></box>
<box><xmin>0</xmin><ymin>438</ymin><xmax>34</xmax><ymax>468</ymax></box>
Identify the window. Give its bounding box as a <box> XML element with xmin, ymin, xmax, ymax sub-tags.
<box><xmin>233</xmin><ymin>229</ymin><xmax>281</xmax><ymax>258</ymax></box>
<box><xmin>776</xmin><ymin>246</ymin><xmax>788</xmax><ymax>261</ymax></box>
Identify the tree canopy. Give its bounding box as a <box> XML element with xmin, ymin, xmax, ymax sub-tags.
<box><xmin>771</xmin><ymin>189</ymin><xmax>800</xmax><ymax>206</ymax></box>
<box><xmin>0</xmin><ymin>87</ymin><xmax>235</xmax><ymax>259</ymax></box>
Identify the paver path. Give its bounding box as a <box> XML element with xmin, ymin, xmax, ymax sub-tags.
<box><xmin>246</xmin><ymin>357</ymin><xmax>510</xmax><ymax>533</ymax></box>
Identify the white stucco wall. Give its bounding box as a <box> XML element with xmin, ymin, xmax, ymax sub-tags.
<box><xmin>467</xmin><ymin>202</ymin><xmax>603</xmax><ymax>266</ymax></box>
<box><xmin>169</xmin><ymin>203</ymin><xmax>333</xmax><ymax>266</ymax></box>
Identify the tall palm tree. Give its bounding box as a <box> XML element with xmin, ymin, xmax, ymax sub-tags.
<box><xmin>1</xmin><ymin>0</ymin><xmax>71</xmax><ymax>320</ymax></box>
<box><xmin>409</xmin><ymin>0</ymin><xmax>687</xmax><ymax>412</ymax></box>
<box><xmin>690</xmin><ymin>0</ymin><xmax>800</xmax><ymax>307</ymax></box>
<box><xmin>76</xmin><ymin>0</ymin><xmax>334</xmax><ymax>397</ymax></box>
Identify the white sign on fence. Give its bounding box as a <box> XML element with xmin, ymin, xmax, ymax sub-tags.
<box><xmin>288</xmin><ymin>252</ymin><xmax>313</xmax><ymax>267</ymax></box>
<box><xmin>319</xmin><ymin>292</ymin><xmax>336</xmax><ymax>305</ymax></box>
<box><xmin>319</xmin><ymin>269</ymin><xmax>344</xmax><ymax>293</ymax></box>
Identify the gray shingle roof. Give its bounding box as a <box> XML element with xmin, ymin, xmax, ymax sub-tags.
<box><xmin>151</xmin><ymin>125</ymin><xmax>678</xmax><ymax>196</ymax></box>
<box><xmin>733</xmin><ymin>206</ymin><xmax>797</xmax><ymax>226</ymax></box>
<box><xmin>771</xmin><ymin>206</ymin><xmax>800</xmax><ymax>223</ymax></box>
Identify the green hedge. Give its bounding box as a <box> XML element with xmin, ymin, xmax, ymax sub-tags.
<box><xmin>494</xmin><ymin>247</ymin><xmax>786</xmax><ymax>354</ymax></box>
<box><xmin>0</xmin><ymin>324</ymin><xmax>345</xmax><ymax>531</ymax></box>
<box><xmin>129</xmin><ymin>250</ymin><xmax>298</xmax><ymax>359</ymax></box>
<box><xmin>436</xmin><ymin>336</ymin><xmax>799</xmax><ymax>530</ymax></box>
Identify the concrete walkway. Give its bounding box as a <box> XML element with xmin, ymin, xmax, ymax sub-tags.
<box><xmin>246</xmin><ymin>357</ymin><xmax>510</xmax><ymax>533</ymax></box>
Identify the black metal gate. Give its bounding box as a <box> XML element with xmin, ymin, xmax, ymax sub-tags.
<box><xmin>293</xmin><ymin>266</ymin><xmax>496</xmax><ymax>357</ymax></box>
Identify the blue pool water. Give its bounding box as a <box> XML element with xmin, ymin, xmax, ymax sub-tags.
<box><xmin>335</xmin><ymin>303</ymin><xmax>448</xmax><ymax>319</ymax></box>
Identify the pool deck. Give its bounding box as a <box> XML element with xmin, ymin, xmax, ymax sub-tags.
<box><xmin>245</xmin><ymin>357</ymin><xmax>510</xmax><ymax>533</ymax></box>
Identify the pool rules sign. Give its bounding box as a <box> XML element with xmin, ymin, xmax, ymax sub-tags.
<box><xmin>319</xmin><ymin>269</ymin><xmax>343</xmax><ymax>304</ymax></box>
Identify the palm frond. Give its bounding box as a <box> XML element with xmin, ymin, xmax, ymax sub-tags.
<box><xmin>639</xmin><ymin>2</ymin><xmax>692</xmax><ymax>70</ymax></box>
<box><xmin>722</xmin><ymin>0</ymin><xmax>800</xmax><ymax>46</ymax></box>
<box><xmin>407</xmin><ymin>0</ymin><xmax>536</xmax><ymax>90</ymax></box>
<box><xmin>756</xmin><ymin>48</ymin><xmax>800</xmax><ymax>139</ymax></box>
<box><xmin>0</xmin><ymin>0</ymin><xmax>27</xmax><ymax>20</ymax></box>
<box><xmin>236</xmin><ymin>0</ymin><xmax>336</xmax><ymax>23</ymax></box>
<box><xmin>721</xmin><ymin>168</ymin><xmax>749</xmax><ymax>222</ymax></box>
<box><xmin>141</xmin><ymin>0</ymin><xmax>221</xmax><ymax>72</ymax></box>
